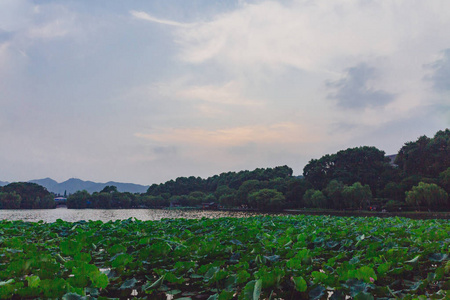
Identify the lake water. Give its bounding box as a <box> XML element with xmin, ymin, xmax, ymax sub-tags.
<box><xmin>0</xmin><ymin>208</ymin><xmax>271</xmax><ymax>223</ymax></box>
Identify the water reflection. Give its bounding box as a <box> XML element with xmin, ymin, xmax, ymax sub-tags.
<box><xmin>0</xmin><ymin>208</ymin><xmax>274</xmax><ymax>223</ymax></box>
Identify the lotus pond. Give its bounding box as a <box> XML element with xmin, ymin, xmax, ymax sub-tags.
<box><xmin>0</xmin><ymin>215</ymin><xmax>449</xmax><ymax>299</ymax></box>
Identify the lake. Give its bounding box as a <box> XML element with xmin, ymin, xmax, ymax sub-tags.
<box><xmin>0</xmin><ymin>208</ymin><xmax>271</xmax><ymax>223</ymax></box>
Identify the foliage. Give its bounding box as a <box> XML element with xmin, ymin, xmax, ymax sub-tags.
<box><xmin>146</xmin><ymin>166</ymin><xmax>293</xmax><ymax>196</ymax></box>
<box><xmin>247</xmin><ymin>189</ymin><xmax>285</xmax><ymax>210</ymax></box>
<box><xmin>405</xmin><ymin>182</ymin><xmax>449</xmax><ymax>210</ymax></box>
<box><xmin>67</xmin><ymin>190</ymin><xmax>91</xmax><ymax>209</ymax></box>
<box><xmin>1</xmin><ymin>182</ymin><xmax>51</xmax><ymax>209</ymax></box>
<box><xmin>439</xmin><ymin>167</ymin><xmax>450</xmax><ymax>193</ymax></box>
<box><xmin>0</xmin><ymin>192</ymin><xmax>21</xmax><ymax>209</ymax></box>
<box><xmin>0</xmin><ymin>215</ymin><xmax>449</xmax><ymax>299</ymax></box>
<box><xmin>324</xmin><ymin>180</ymin><xmax>345</xmax><ymax>209</ymax></box>
<box><xmin>396</xmin><ymin>129</ymin><xmax>450</xmax><ymax>177</ymax></box>
<box><xmin>236</xmin><ymin>180</ymin><xmax>261</xmax><ymax>206</ymax></box>
<box><xmin>342</xmin><ymin>182</ymin><xmax>373</xmax><ymax>210</ymax></box>
<box><xmin>303</xmin><ymin>146</ymin><xmax>394</xmax><ymax>192</ymax></box>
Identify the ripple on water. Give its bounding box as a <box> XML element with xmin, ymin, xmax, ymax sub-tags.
<box><xmin>0</xmin><ymin>208</ymin><xmax>275</xmax><ymax>223</ymax></box>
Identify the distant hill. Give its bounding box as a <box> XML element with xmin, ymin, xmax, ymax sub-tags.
<box><xmin>0</xmin><ymin>181</ymin><xmax>9</xmax><ymax>187</ymax></box>
<box><xmin>28</xmin><ymin>178</ymin><xmax>149</xmax><ymax>194</ymax></box>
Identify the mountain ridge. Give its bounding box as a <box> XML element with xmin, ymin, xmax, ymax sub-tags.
<box><xmin>26</xmin><ymin>178</ymin><xmax>149</xmax><ymax>194</ymax></box>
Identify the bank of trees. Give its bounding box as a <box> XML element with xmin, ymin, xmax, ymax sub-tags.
<box><xmin>3</xmin><ymin>129</ymin><xmax>450</xmax><ymax>212</ymax></box>
<box><xmin>66</xmin><ymin>167</ymin><xmax>295</xmax><ymax>210</ymax></box>
<box><xmin>0</xmin><ymin>182</ymin><xmax>55</xmax><ymax>209</ymax></box>
<box><xmin>301</xmin><ymin>129</ymin><xmax>450</xmax><ymax>211</ymax></box>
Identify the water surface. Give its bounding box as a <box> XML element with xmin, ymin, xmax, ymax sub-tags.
<box><xmin>0</xmin><ymin>208</ymin><xmax>270</xmax><ymax>223</ymax></box>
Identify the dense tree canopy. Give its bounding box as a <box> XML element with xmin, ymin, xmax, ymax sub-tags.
<box><xmin>1</xmin><ymin>182</ymin><xmax>52</xmax><ymax>209</ymax></box>
<box><xmin>303</xmin><ymin>146</ymin><xmax>394</xmax><ymax>192</ymax></box>
<box><xmin>3</xmin><ymin>129</ymin><xmax>450</xmax><ymax>212</ymax></box>
<box><xmin>405</xmin><ymin>182</ymin><xmax>448</xmax><ymax>210</ymax></box>
<box><xmin>396</xmin><ymin>129</ymin><xmax>450</xmax><ymax>178</ymax></box>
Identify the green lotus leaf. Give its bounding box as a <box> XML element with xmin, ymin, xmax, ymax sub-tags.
<box><xmin>62</xmin><ymin>292</ymin><xmax>85</xmax><ymax>300</ymax></box>
<box><xmin>309</xmin><ymin>285</ymin><xmax>326</xmax><ymax>300</ymax></box>
<box><xmin>354</xmin><ymin>291</ymin><xmax>374</xmax><ymax>300</ymax></box>
<box><xmin>428</xmin><ymin>253</ymin><xmax>448</xmax><ymax>262</ymax></box>
<box><xmin>293</xmin><ymin>276</ymin><xmax>307</xmax><ymax>292</ymax></box>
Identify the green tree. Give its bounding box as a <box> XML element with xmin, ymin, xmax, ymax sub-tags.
<box><xmin>284</xmin><ymin>178</ymin><xmax>310</xmax><ymax>208</ymax></box>
<box><xmin>324</xmin><ymin>180</ymin><xmax>344</xmax><ymax>209</ymax></box>
<box><xmin>219</xmin><ymin>194</ymin><xmax>236</xmax><ymax>207</ymax></box>
<box><xmin>40</xmin><ymin>195</ymin><xmax>56</xmax><ymax>209</ymax></box>
<box><xmin>112</xmin><ymin>193</ymin><xmax>132</xmax><ymax>208</ymax></box>
<box><xmin>100</xmin><ymin>185</ymin><xmax>118</xmax><ymax>193</ymax></box>
<box><xmin>0</xmin><ymin>192</ymin><xmax>21</xmax><ymax>209</ymax></box>
<box><xmin>187</xmin><ymin>191</ymin><xmax>205</xmax><ymax>206</ymax></box>
<box><xmin>405</xmin><ymin>182</ymin><xmax>448</xmax><ymax>211</ymax></box>
<box><xmin>303</xmin><ymin>146</ymin><xmax>393</xmax><ymax>193</ymax></box>
<box><xmin>439</xmin><ymin>167</ymin><xmax>450</xmax><ymax>193</ymax></box>
<box><xmin>94</xmin><ymin>192</ymin><xmax>112</xmax><ymax>208</ymax></box>
<box><xmin>236</xmin><ymin>180</ymin><xmax>261</xmax><ymax>206</ymax></box>
<box><xmin>311</xmin><ymin>190</ymin><xmax>327</xmax><ymax>208</ymax></box>
<box><xmin>2</xmin><ymin>182</ymin><xmax>50</xmax><ymax>209</ymax></box>
<box><xmin>395</xmin><ymin>129</ymin><xmax>450</xmax><ymax>178</ymax></box>
<box><xmin>342</xmin><ymin>182</ymin><xmax>372</xmax><ymax>210</ymax></box>
<box><xmin>67</xmin><ymin>190</ymin><xmax>91</xmax><ymax>209</ymax></box>
<box><xmin>247</xmin><ymin>189</ymin><xmax>285</xmax><ymax>210</ymax></box>
<box><xmin>303</xmin><ymin>189</ymin><xmax>326</xmax><ymax>208</ymax></box>
<box><xmin>378</xmin><ymin>181</ymin><xmax>405</xmax><ymax>202</ymax></box>
<box><xmin>204</xmin><ymin>193</ymin><xmax>217</xmax><ymax>203</ymax></box>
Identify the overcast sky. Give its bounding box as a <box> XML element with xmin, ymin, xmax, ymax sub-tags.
<box><xmin>1</xmin><ymin>0</ymin><xmax>449</xmax><ymax>185</ymax></box>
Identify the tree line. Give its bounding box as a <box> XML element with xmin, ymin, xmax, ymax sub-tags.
<box><xmin>1</xmin><ymin>129</ymin><xmax>449</xmax><ymax>211</ymax></box>
<box><xmin>0</xmin><ymin>182</ymin><xmax>54</xmax><ymax>209</ymax></box>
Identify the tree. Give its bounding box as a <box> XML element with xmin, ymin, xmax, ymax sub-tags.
<box><xmin>236</xmin><ymin>180</ymin><xmax>261</xmax><ymax>206</ymax></box>
<box><xmin>247</xmin><ymin>189</ymin><xmax>285</xmax><ymax>210</ymax></box>
<box><xmin>303</xmin><ymin>189</ymin><xmax>326</xmax><ymax>208</ymax></box>
<box><xmin>100</xmin><ymin>186</ymin><xmax>118</xmax><ymax>194</ymax></box>
<box><xmin>93</xmin><ymin>192</ymin><xmax>112</xmax><ymax>209</ymax></box>
<box><xmin>219</xmin><ymin>194</ymin><xmax>237</xmax><ymax>207</ymax></box>
<box><xmin>342</xmin><ymin>182</ymin><xmax>372</xmax><ymax>210</ymax></box>
<box><xmin>113</xmin><ymin>193</ymin><xmax>132</xmax><ymax>208</ymax></box>
<box><xmin>405</xmin><ymin>182</ymin><xmax>448</xmax><ymax>211</ymax></box>
<box><xmin>378</xmin><ymin>181</ymin><xmax>404</xmax><ymax>202</ymax></box>
<box><xmin>0</xmin><ymin>192</ymin><xmax>21</xmax><ymax>209</ymax></box>
<box><xmin>395</xmin><ymin>129</ymin><xmax>450</xmax><ymax>178</ymax></box>
<box><xmin>324</xmin><ymin>180</ymin><xmax>344</xmax><ymax>209</ymax></box>
<box><xmin>311</xmin><ymin>190</ymin><xmax>327</xmax><ymax>208</ymax></box>
<box><xmin>439</xmin><ymin>167</ymin><xmax>450</xmax><ymax>193</ymax></box>
<box><xmin>285</xmin><ymin>178</ymin><xmax>311</xmax><ymax>208</ymax></box>
<box><xmin>67</xmin><ymin>190</ymin><xmax>91</xmax><ymax>209</ymax></box>
<box><xmin>2</xmin><ymin>182</ymin><xmax>50</xmax><ymax>209</ymax></box>
<box><xmin>40</xmin><ymin>195</ymin><xmax>56</xmax><ymax>209</ymax></box>
<box><xmin>303</xmin><ymin>146</ymin><xmax>393</xmax><ymax>193</ymax></box>
<box><xmin>187</xmin><ymin>191</ymin><xmax>205</xmax><ymax>206</ymax></box>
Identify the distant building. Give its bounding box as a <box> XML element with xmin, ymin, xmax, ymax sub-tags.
<box><xmin>54</xmin><ymin>197</ymin><xmax>67</xmax><ymax>206</ymax></box>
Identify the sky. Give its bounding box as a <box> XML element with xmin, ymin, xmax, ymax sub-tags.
<box><xmin>1</xmin><ymin>0</ymin><xmax>449</xmax><ymax>185</ymax></box>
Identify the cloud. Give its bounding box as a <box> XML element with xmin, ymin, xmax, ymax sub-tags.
<box><xmin>27</xmin><ymin>19</ymin><xmax>72</xmax><ymax>39</ymax></box>
<box><xmin>174</xmin><ymin>1</ymin><xmax>411</xmax><ymax>71</ymax></box>
<box><xmin>178</xmin><ymin>81</ymin><xmax>259</xmax><ymax>106</ymax></box>
<box><xmin>130</xmin><ymin>10</ymin><xmax>189</xmax><ymax>27</ymax></box>
<box><xmin>326</xmin><ymin>63</ymin><xmax>395</xmax><ymax>109</ymax></box>
<box><xmin>427</xmin><ymin>48</ymin><xmax>450</xmax><ymax>92</ymax></box>
<box><xmin>134</xmin><ymin>122</ymin><xmax>320</xmax><ymax>148</ymax></box>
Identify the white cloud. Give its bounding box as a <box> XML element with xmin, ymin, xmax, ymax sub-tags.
<box><xmin>130</xmin><ymin>10</ymin><xmax>190</xmax><ymax>27</ymax></box>
<box><xmin>176</xmin><ymin>1</ymin><xmax>399</xmax><ymax>70</ymax></box>
<box><xmin>27</xmin><ymin>19</ymin><xmax>72</xmax><ymax>39</ymax></box>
